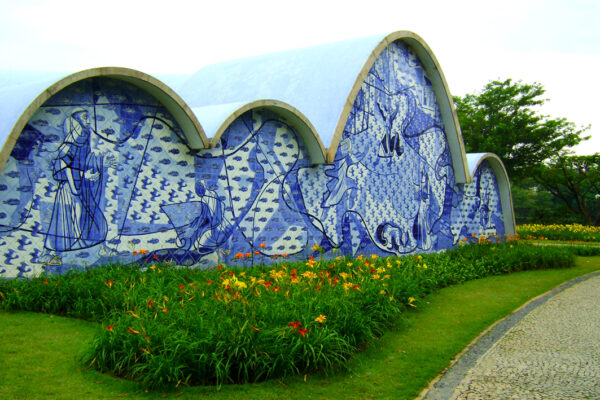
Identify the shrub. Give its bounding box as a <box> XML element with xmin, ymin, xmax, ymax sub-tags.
<box><xmin>0</xmin><ymin>238</ymin><xmax>577</xmax><ymax>389</ymax></box>
<box><xmin>518</xmin><ymin>224</ymin><xmax>600</xmax><ymax>243</ymax></box>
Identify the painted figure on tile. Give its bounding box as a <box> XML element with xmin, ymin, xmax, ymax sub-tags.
<box><xmin>164</xmin><ymin>181</ymin><xmax>231</xmax><ymax>254</ymax></box>
<box><xmin>44</xmin><ymin>108</ymin><xmax>116</xmax><ymax>252</ymax></box>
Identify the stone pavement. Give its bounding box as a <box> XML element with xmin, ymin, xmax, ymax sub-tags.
<box><xmin>420</xmin><ymin>271</ymin><xmax>600</xmax><ymax>399</ymax></box>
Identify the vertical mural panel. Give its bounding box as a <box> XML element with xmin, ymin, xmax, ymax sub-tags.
<box><xmin>298</xmin><ymin>41</ymin><xmax>457</xmax><ymax>256</ymax></box>
<box><xmin>450</xmin><ymin>161</ymin><xmax>505</xmax><ymax>242</ymax></box>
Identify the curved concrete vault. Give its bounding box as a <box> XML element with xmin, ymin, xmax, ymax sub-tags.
<box><xmin>0</xmin><ymin>31</ymin><xmax>515</xmax><ymax>277</ymax></box>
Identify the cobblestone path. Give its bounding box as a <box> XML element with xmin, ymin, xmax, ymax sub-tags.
<box><xmin>422</xmin><ymin>272</ymin><xmax>600</xmax><ymax>399</ymax></box>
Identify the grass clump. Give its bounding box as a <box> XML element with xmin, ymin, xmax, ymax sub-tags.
<box><xmin>0</xmin><ymin>239</ymin><xmax>577</xmax><ymax>390</ymax></box>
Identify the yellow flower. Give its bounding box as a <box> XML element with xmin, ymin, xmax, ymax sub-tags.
<box><xmin>234</xmin><ymin>280</ymin><xmax>247</xmax><ymax>289</ymax></box>
<box><xmin>372</xmin><ymin>274</ymin><xmax>380</xmax><ymax>280</ymax></box>
<box><xmin>339</xmin><ymin>272</ymin><xmax>350</xmax><ymax>280</ymax></box>
<box><xmin>343</xmin><ymin>282</ymin><xmax>353</xmax><ymax>291</ymax></box>
<box><xmin>347</xmin><ymin>262</ymin><xmax>353</xmax><ymax>267</ymax></box>
<box><xmin>314</xmin><ymin>314</ymin><xmax>326</xmax><ymax>323</ymax></box>
<box><xmin>302</xmin><ymin>271</ymin><xmax>317</xmax><ymax>279</ymax></box>
<box><xmin>422</xmin><ymin>263</ymin><xmax>428</xmax><ymax>269</ymax></box>
<box><xmin>335</xmin><ymin>256</ymin><xmax>341</xmax><ymax>261</ymax></box>
<box><xmin>380</xmin><ymin>290</ymin><xmax>386</xmax><ymax>295</ymax></box>
<box><xmin>311</xmin><ymin>243</ymin><xmax>322</xmax><ymax>251</ymax></box>
<box><xmin>371</xmin><ymin>254</ymin><xmax>378</xmax><ymax>259</ymax></box>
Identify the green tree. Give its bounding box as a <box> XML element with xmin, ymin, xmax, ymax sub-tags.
<box><xmin>534</xmin><ymin>154</ymin><xmax>600</xmax><ymax>226</ymax></box>
<box><xmin>453</xmin><ymin>79</ymin><xmax>589</xmax><ymax>183</ymax></box>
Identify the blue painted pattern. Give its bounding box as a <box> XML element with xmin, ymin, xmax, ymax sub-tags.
<box><xmin>0</xmin><ymin>41</ymin><xmax>506</xmax><ymax>277</ymax></box>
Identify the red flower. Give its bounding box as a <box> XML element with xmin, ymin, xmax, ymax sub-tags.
<box><xmin>272</xmin><ymin>286</ymin><xmax>281</xmax><ymax>292</ymax></box>
<box><xmin>291</xmin><ymin>269</ymin><xmax>297</xmax><ymax>274</ymax></box>
<box><xmin>147</xmin><ymin>299</ymin><xmax>154</xmax><ymax>308</ymax></box>
<box><xmin>370</xmin><ymin>268</ymin><xmax>376</xmax><ymax>274</ymax></box>
<box><xmin>263</xmin><ymin>281</ymin><xmax>273</xmax><ymax>287</ymax></box>
<box><xmin>43</xmin><ymin>280</ymin><xmax>49</xmax><ymax>284</ymax></box>
<box><xmin>314</xmin><ymin>285</ymin><xmax>321</xmax><ymax>291</ymax></box>
<box><xmin>288</xmin><ymin>321</ymin><xmax>301</xmax><ymax>330</ymax></box>
<box><xmin>298</xmin><ymin>327</ymin><xmax>309</xmax><ymax>338</ymax></box>
<box><xmin>217</xmin><ymin>265</ymin><xmax>223</xmax><ymax>270</ymax></box>
<box><xmin>205</xmin><ymin>280</ymin><xmax>214</xmax><ymax>285</ymax></box>
<box><xmin>178</xmin><ymin>284</ymin><xmax>186</xmax><ymax>290</ymax></box>
<box><xmin>105</xmin><ymin>280</ymin><xmax>114</xmax><ymax>288</ymax></box>
<box><xmin>352</xmin><ymin>284</ymin><xmax>360</xmax><ymax>290</ymax></box>
<box><xmin>106</xmin><ymin>324</ymin><xmax>115</xmax><ymax>332</ymax></box>
<box><xmin>132</xmin><ymin>251</ymin><xmax>138</xmax><ymax>255</ymax></box>
<box><xmin>227</xmin><ymin>271</ymin><xmax>234</xmax><ymax>276</ymax></box>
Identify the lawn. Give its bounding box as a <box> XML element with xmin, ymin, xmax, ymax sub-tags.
<box><xmin>2</xmin><ymin>255</ymin><xmax>599</xmax><ymax>399</ymax></box>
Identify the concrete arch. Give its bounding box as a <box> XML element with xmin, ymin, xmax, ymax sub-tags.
<box><xmin>0</xmin><ymin>67</ymin><xmax>208</xmax><ymax>174</ymax></box>
<box><xmin>191</xmin><ymin>100</ymin><xmax>327</xmax><ymax>165</ymax></box>
<box><xmin>466</xmin><ymin>153</ymin><xmax>516</xmax><ymax>234</ymax></box>
<box><xmin>327</xmin><ymin>31</ymin><xmax>469</xmax><ymax>182</ymax></box>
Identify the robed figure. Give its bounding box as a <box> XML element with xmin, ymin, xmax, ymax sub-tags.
<box><xmin>45</xmin><ymin>108</ymin><xmax>113</xmax><ymax>251</ymax></box>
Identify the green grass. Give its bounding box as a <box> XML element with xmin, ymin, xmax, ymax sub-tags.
<box><xmin>2</xmin><ymin>256</ymin><xmax>599</xmax><ymax>400</ymax></box>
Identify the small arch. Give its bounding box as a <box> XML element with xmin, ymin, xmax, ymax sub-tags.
<box><xmin>0</xmin><ymin>67</ymin><xmax>208</xmax><ymax>173</ymax></box>
<box><xmin>192</xmin><ymin>99</ymin><xmax>327</xmax><ymax>165</ymax></box>
<box><xmin>327</xmin><ymin>31</ymin><xmax>470</xmax><ymax>183</ymax></box>
<box><xmin>466</xmin><ymin>153</ymin><xmax>516</xmax><ymax>234</ymax></box>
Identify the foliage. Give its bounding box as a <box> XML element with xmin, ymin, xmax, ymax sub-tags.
<box><xmin>533</xmin><ymin>154</ymin><xmax>600</xmax><ymax>226</ymax></box>
<box><xmin>453</xmin><ymin>79</ymin><xmax>589</xmax><ymax>183</ymax></box>
<box><xmin>0</xmin><ymin>240</ymin><xmax>576</xmax><ymax>390</ymax></box>
<box><xmin>4</xmin><ymin>257</ymin><xmax>600</xmax><ymax>400</ymax></box>
<box><xmin>511</xmin><ymin>184</ymin><xmax>583</xmax><ymax>225</ymax></box>
<box><xmin>518</xmin><ymin>223</ymin><xmax>600</xmax><ymax>243</ymax></box>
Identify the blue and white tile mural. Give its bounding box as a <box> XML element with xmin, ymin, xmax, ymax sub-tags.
<box><xmin>0</xmin><ymin>40</ymin><xmax>506</xmax><ymax>277</ymax></box>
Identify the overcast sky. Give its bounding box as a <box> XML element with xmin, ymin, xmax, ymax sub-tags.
<box><xmin>0</xmin><ymin>0</ymin><xmax>598</xmax><ymax>154</ymax></box>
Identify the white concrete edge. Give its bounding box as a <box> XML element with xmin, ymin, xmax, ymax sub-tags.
<box><xmin>468</xmin><ymin>152</ymin><xmax>516</xmax><ymax>235</ymax></box>
<box><xmin>209</xmin><ymin>99</ymin><xmax>327</xmax><ymax>165</ymax></box>
<box><xmin>0</xmin><ymin>67</ymin><xmax>209</xmax><ymax>174</ymax></box>
<box><xmin>328</xmin><ymin>31</ymin><xmax>470</xmax><ymax>184</ymax></box>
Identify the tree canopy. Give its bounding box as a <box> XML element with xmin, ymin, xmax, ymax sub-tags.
<box><xmin>535</xmin><ymin>154</ymin><xmax>600</xmax><ymax>226</ymax></box>
<box><xmin>453</xmin><ymin>79</ymin><xmax>589</xmax><ymax>183</ymax></box>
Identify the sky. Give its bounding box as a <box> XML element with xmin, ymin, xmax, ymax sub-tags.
<box><xmin>0</xmin><ymin>0</ymin><xmax>598</xmax><ymax>154</ymax></box>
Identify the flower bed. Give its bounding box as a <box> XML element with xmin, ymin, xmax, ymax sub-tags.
<box><xmin>0</xmin><ymin>237</ymin><xmax>576</xmax><ymax>389</ymax></box>
<box><xmin>518</xmin><ymin>224</ymin><xmax>600</xmax><ymax>243</ymax></box>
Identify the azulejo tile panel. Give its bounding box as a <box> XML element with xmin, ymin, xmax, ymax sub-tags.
<box><xmin>0</xmin><ymin>41</ymin><xmax>505</xmax><ymax>277</ymax></box>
